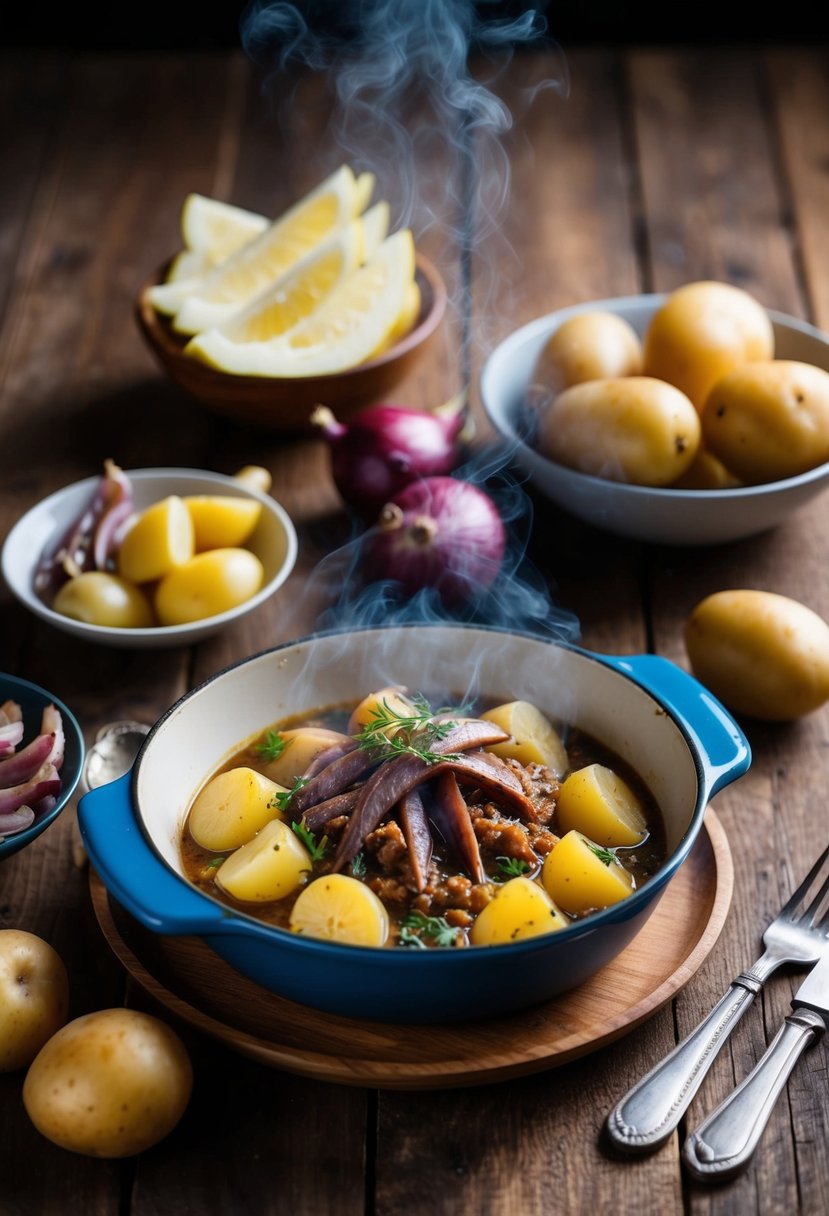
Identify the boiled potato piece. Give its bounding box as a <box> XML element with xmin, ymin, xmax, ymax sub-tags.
<box><xmin>215</xmin><ymin>818</ymin><xmax>311</xmax><ymax>902</ymax></box>
<box><xmin>700</xmin><ymin>360</ymin><xmax>829</xmax><ymax>484</ymax></box>
<box><xmin>538</xmin><ymin>377</ymin><xmax>700</xmax><ymax>486</ymax></box>
<box><xmin>556</xmin><ymin>764</ymin><xmax>647</xmax><ymax>847</ymax></box>
<box><xmin>118</xmin><ymin>495</ymin><xmax>194</xmax><ymax>583</ymax></box>
<box><xmin>685</xmin><ymin>589</ymin><xmax>829</xmax><ymax>720</ymax></box>
<box><xmin>481</xmin><ymin>700</ymin><xmax>568</xmax><ymax>776</ymax></box>
<box><xmin>470</xmin><ymin>876</ymin><xmax>569</xmax><ymax>945</ymax></box>
<box><xmin>155</xmin><ymin>547</ymin><xmax>264</xmax><ymax>625</ymax></box>
<box><xmin>289</xmin><ymin>873</ymin><xmax>389</xmax><ymax>946</ymax></box>
<box><xmin>23</xmin><ymin>1008</ymin><xmax>192</xmax><ymax>1158</ymax></box>
<box><xmin>52</xmin><ymin>572</ymin><xmax>154</xmax><ymax>628</ymax></box>
<box><xmin>542</xmin><ymin>831</ymin><xmax>634</xmax><ymax>915</ymax></box>
<box><xmin>532</xmin><ymin>311</ymin><xmax>643</xmax><ymax>396</ymax></box>
<box><xmin>184</xmin><ymin>495</ymin><xmax>262</xmax><ymax>550</ymax></box>
<box><xmin>188</xmin><ymin>766</ymin><xmax>285</xmax><ymax>851</ymax></box>
<box><xmin>261</xmin><ymin>726</ymin><xmax>352</xmax><ymax>786</ymax></box>
<box><xmin>347</xmin><ymin>685</ymin><xmax>417</xmax><ymax>737</ymax></box>
<box><xmin>642</xmin><ymin>280</ymin><xmax>774</xmax><ymax>411</ymax></box>
<box><xmin>671</xmin><ymin>447</ymin><xmax>742</xmax><ymax>489</ymax></box>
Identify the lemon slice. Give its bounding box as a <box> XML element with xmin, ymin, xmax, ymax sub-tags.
<box><xmin>167</xmin><ymin>165</ymin><xmax>364</xmax><ymax>335</ymax></box>
<box><xmin>164</xmin><ymin>196</ymin><xmax>268</xmax><ymax>284</ymax></box>
<box><xmin>185</xmin><ymin>229</ymin><xmax>415</xmax><ymax>377</ymax></box>
<box><xmin>289</xmin><ymin>873</ymin><xmax>390</xmax><ymax>946</ymax></box>
<box><xmin>354</xmin><ymin>171</ymin><xmax>375</xmax><ymax>213</ymax></box>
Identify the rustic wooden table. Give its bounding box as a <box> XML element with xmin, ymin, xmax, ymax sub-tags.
<box><xmin>2</xmin><ymin>41</ymin><xmax>829</xmax><ymax>1216</ymax></box>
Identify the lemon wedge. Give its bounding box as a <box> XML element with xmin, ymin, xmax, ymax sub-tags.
<box><xmin>164</xmin><ymin>195</ymin><xmax>268</xmax><ymax>283</ymax></box>
<box><xmin>185</xmin><ymin>228</ymin><xmax>416</xmax><ymax>377</ymax></box>
<box><xmin>167</xmin><ymin>165</ymin><xmax>365</xmax><ymax>335</ymax></box>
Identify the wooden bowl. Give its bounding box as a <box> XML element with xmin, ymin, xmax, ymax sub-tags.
<box><xmin>135</xmin><ymin>253</ymin><xmax>447</xmax><ymax>434</ymax></box>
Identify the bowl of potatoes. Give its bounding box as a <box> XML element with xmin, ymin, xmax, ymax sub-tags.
<box><xmin>1</xmin><ymin>466</ymin><xmax>297</xmax><ymax>649</ymax></box>
<box><xmin>77</xmin><ymin>624</ymin><xmax>749</xmax><ymax>1023</ymax></box>
<box><xmin>480</xmin><ymin>283</ymin><xmax>829</xmax><ymax>545</ymax></box>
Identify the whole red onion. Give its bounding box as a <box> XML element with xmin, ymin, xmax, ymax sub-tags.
<box><xmin>311</xmin><ymin>402</ymin><xmax>463</xmax><ymax>517</ymax></box>
<box><xmin>363</xmin><ymin>476</ymin><xmax>506</xmax><ymax>605</ymax></box>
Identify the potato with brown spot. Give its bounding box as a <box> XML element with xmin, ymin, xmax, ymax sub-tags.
<box><xmin>23</xmin><ymin>1008</ymin><xmax>192</xmax><ymax>1157</ymax></box>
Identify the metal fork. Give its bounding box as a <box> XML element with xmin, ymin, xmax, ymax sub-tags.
<box><xmin>605</xmin><ymin>840</ymin><xmax>829</xmax><ymax>1154</ymax></box>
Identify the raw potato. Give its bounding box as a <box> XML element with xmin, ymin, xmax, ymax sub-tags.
<box><xmin>642</xmin><ymin>280</ymin><xmax>774</xmax><ymax>411</ymax></box>
<box><xmin>685</xmin><ymin>589</ymin><xmax>829</xmax><ymax>720</ymax></box>
<box><xmin>538</xmin><ymin>376</ymin><xmax>700</xmax><ymax>486</ymax></box>
<box><xmin>261</xmin><ymin>727</ymin><xmax>352</xmax><ymax>786</ymax></box>
<box><xmin>154</xmin><ymin>547</ymin><xmax>264</xmax><ymax>625</ymax></box>
<box><xmin>481</xmin><ymin>700</ymin><xmax>568</xmax><ymax>777</ymax></box>
<box><xmin>556</xmin><ymin>764</ymin><xmax>648</xmax><ymax>847</ymax></box>
<box><xmin>23</xmin><ymin>1008</ymin><xmax>192</xmax><ymax>1158</ymax></box>
<box><xmin>700</xmin><ymin>360</ymin><xmax>829</xmax><ymax>483</ymax></box>
<box><xmin>184</xmin><ymin>495</ymin><xmax>262</xmax><ymax>550</ymax></box>
<box><xmin>289</xmin><ymin>873</ymin><xmax>390</xmax><ymax>946</ymax></box>
<box><xmin>469</xmin><ymin>876</ymin><xmax>569</xmax><ymax>945</ymax></box>
<box><xmin>118</xmin><ymin>495</ymin><xmax>194</xmax><ymax>583</ymax></box>
<box><xmin>0</xmin><ymin>930</ymin><xmax>69</xmax><ymax>1073</ymax></box>
<box><xmin>671</xmin><ymin>447</ymin><xmax>742</xmax><ymax>490</ymax></box>
<box><xmin>216</xmin><ymin>818</ymin><xmax>311</xmax><ymax>902</ymax></box>
<box><xmin>532</xmin><ymin>311</ymin><xmax>643</xmax><ymax>395</ymax></box>
<box><xmin>52</xmin><ymin>572</ymin><xmax>154</xmax><ymax>628</ymax></box>
<box><xmin>542</xmin><ymin>831</ymin><xmax>634</xmax><ymax>915</ymax></box>
<box><xmin>347</xmin><ymin>686</ymin><xmax>416</xmax><ymax>737</ymax></box>
<box><xmin>188</xmin><ymin>766</ymin><xmax>285</xmax><ymax>851</ymax></box>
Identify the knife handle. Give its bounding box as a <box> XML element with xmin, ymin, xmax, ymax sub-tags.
<box><xmin>682</xmin><ymin>1008</ymin><xmax>826</xmax><ymax>1182</ymax></box>
<box><xmin>606</xmin><ymin>977</ymin><xmax>761</xmax><ymax>1153</ymax></box>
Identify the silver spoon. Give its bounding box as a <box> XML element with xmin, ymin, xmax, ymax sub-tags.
<box><xmin>73</xmin><ymin>720</ymin><xmax>150</xmax><ymax>867</ymax></box>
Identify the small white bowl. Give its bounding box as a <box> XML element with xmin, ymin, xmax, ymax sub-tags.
<box><xmin>480</xmin><ymin>294</ymin><xmax>829</xmax><ymax>545</ymax></box>
<box><xmin>1</xmin><ymin>469</ymin><xmax>298</xmax><ymax>649</ymax></box>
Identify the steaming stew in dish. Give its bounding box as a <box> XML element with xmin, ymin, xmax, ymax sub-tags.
<box><xmin>180</xmin><ymin>687</ymin><xmax>665</xmax><ymax>948</ymax></box>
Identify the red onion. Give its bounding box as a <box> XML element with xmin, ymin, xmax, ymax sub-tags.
<box><xmin>362</xmin><ymin>476</ymin><xmax>506</xmax><ymax>605</ymax></box>
<box><xmin>311</xmin><ymin>402</ymin><xmax>463</xmax><ymax>516</ymax></box>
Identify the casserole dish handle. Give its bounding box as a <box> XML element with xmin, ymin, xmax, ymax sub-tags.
<box><xmin>78</xmin><ymin>773</ymin><xmax>227</xmax><ymax>935</ymax></box>
<box><xmin>596</xmin><ymin>653</ymin><xmax>751</xmax><ymax>797</ymax></box>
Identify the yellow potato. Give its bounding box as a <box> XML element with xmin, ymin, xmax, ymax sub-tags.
<box><xmin>188</xmin><ymin>766</ymin><xmax>285</xmax><ymax>851</ymax></box>
<box><xmin>184</xmin><ymin>495</ymin><xmax>262</xmax><ymax>550</ymax></box>
<box><xmin>470</xmin><ymin>876</ymin><xmax>569</xmax><ymax>945</ymax></box>
<box><xmin>538</xmin><ymin>376</ymin><xmax>700</xmax><ymax>486</ymax></box>
<box><xmin>289</xmin><ymin>873</ymin><xmax>389</xmax><ymax>946</ymax></box>
<box><xmin>532</xmin><ymin>311</ymin><xmax>643</xmax><ymax>396</ymax></box>
<box><xmin>52</xmin><ymin>572</ymin><xmax>154</xmax><ymax>628</ymax></box>
<box><xmin>670</xmin><ymin>447</ymin><xmax>742</xmax><ymax>489</ymax></box>
<box><xmin>541</xmin><ymin>831</ymin><xmax>634</xmax><ymax>915</ymax></box>
<box><xmin>556</xmin><ymin>764</ymin><xmax>647</xmax><ymax>847</ymax></box>
<box><xmin>216</xmin><ymin>818</ymin><xmax>311</xmax><ymax>902</ymax></box>
<box><xmin>701</xmin><ymin>360</ymin><xmax>829</xmax><ymax>484</ymax></box>
<box><xmin>685</xmin><ymin>589</ymin><xmax>829</xmax><ymax>720</ymax></box>
<box><xmin>261</xmin><ymin>727</ymin><xmax>351</xmax><ymax>786</ymax></box>
<box><xmin>118</xmin><ymin>495</ymin><xmax>194</xmax><ymax>583</ymax></box>
<box><xmin>154</xmin><ymin>547</ymin><xmax>264</xmax><ymax>625</ymax></box>
<box><xmin>347</xmin><ymin>686</ymin><xmax>417</xmax><ymax>737</ymax></box>
<box><xmin>23</xmin><ymin>1008</ymin><xmax>192</xmax><ymax>1158</ymax></box>
<box><xmin>642</xmin><ymin>280</ymin><xmax>774</xmax><ymax>411</ymax></box>
<box><xmin>481</xmin><ymin>700</ymin><xmax>568</xmax><ymax>777</ymax></box>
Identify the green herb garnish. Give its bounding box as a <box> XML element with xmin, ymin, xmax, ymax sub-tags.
<box><xmin>203</xmin><ymin>856</ymin><xmax>224</xmax><ymax>871</ymax></box>
<box><xmin>495</xmin><ymin>855</ymin><xmax>532</xmax><ymax>880</ymax></box>
<box><xmin>291</xmin><ymin>818</ymin><xmax>329</xmax><ymax>862</ymax></box>
<box><xmin>398</xmin><ymin>911</ymin><xmax>460</xmax><ymax>949</ymax></box>
<box><xmin>256</xmin><ymin>730</ymin><xmax>288</xmax><ymax>763</ymax></box>
<box><xmin>350</xmin><ymin>851</ymin><xmax>367</xmax><ymax>879</ymax></box>
<box><xmin>587</xmin><ymin>842</ymin><xmax>615</xmax><ymax>866</ymax></box>
<box><xmin>355</xmin><ymin>693</ymin><xmax>469</xmax><ymax>765</ymax></box>
<box><xmin>270</xmin><ymin>775</ymin><xmax>309</xmax><ymax>813</ymax></box>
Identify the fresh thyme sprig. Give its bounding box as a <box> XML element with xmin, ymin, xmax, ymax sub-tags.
<box><xmin>494</xmin><ymin>855</ymin><xmax>532</xmax><ymax>880</ymax></box>
<box><xmin>256</xmin><ymin>729</ymin><xmax>288</xmax><ymax>763</ymax></box>
<box><xmin>355</xmin><ymin>693</ymin><xmax>468</xmax><ymax>765</ymax></box>
<box><xmin>291</xmin><ymin>818</ymin><xmax>329</xmax><ymax>862</ymax></box>
<box><xmin>270</xmin><ymin>775</ymin><xmax>309</xmax><ymax>814</ymax></box>
<box><xmin>586</xmin><ymin>842</ymin><xmax>615</xmax><ymax>867</ymax></box>
<box><xmin>398</xmin><ymin>911</ymin><xmax>460</xmax><ymax>949</ymax></box>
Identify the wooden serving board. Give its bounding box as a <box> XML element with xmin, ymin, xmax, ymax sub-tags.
<box><xmin>89</xmin><ymin>809</ymin><xmax>732</xmax><ymax>1090</ymax></box>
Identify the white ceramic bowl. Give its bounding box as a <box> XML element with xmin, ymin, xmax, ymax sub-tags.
<box><xmin>1</xmin><ymin>469</ymin><xmax>298</xmax><ymax>649</ymax></box>
<box><xmin>480</xmin><ymin>294</ymin><xmax>829</xmax><ymax>545</ymax></box>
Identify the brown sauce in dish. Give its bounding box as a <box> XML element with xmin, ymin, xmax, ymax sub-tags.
<box><xmin>180</xmin><ymin>695</ymin><xmax>666</xmax><ymax>948</ymax></box>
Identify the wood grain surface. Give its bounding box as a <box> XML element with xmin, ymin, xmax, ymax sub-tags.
<box><xmin>2</xmin><ymin>43</ymin><xmax>829</xmax><ymax>1216</ymax></box>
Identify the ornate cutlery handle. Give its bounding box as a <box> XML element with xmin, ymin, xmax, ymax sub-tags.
<box><xmin>605</xmin><ymin>975</ymin><xmax>762</xmax><ymax>1153</ymax></box>
<box><xmin>682</xmin><ymin>1008</ymin><xmax>825</xmax><ymax>1182</ymax></box>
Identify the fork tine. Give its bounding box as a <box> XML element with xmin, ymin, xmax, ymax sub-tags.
<box><xmin>804</xmin><ymin>869</ymin><xmax>829</xmax><ymax>927</ymax></box>
<box><xmin>780</xmin><ymin>839</ymin><xmax>829</xmax><ymax>918</ymax></box>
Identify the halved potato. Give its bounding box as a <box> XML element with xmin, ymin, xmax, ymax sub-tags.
<box><xmin>469</xmin><ymin>876</ymin><xmax>569</xmax><ymax>945</ymax></box>
<box><xmin>481</xmin><ymin>701</ymin><xmax>568</xmax><ymax>776</ymax></box>
<box><xmin>184</xmin><ymin>495</ymin><xmax>262</xmax><ymax>550</ymax></box>
<box><xmin>261</xmin><ymin>727</ymin><xmax>351</xmax><ymax>786</ymax></box>
<box><xmin>215</xmin><ymin>818</ymin><xmax>310</xmax><ymax>902</ymax></box>
<box><xmin>556</xmin><ymin>764</ymin><xmax>647</xmax><ymax>847</ymax></box>
<box><xmin>188</xmin><ymin>766</ymin><xmax>285</xmax><ymax>852</ymax></box>
<box><xmin>289</xmin><ymin>874</ymin><xmax>389</xmax><ymax>946</ymax></box>
<box><xmin>347</xmin><ymin>686</ymin><xmax>417</xmax><ymax>738</ymax></box>
<box><xmin>542</xmin><ymin>831</ymin><xmax>634</xmax><ymax>915</ymax></box>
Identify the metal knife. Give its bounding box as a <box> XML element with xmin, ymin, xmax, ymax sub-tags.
<box><xmin>682</xmin><ymin>948</ymin><xmax>829</xmax><ymax>1182</ymax></box>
